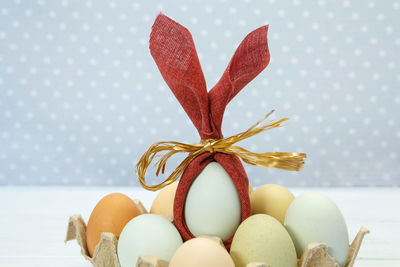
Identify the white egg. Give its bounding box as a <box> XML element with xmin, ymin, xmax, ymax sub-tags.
<box><xmin>117</xmin><ymin>214</ymin><xmax>183</xmax><ymax>267</ymax></box>
<box><xmin>184</xmin><ymin>162</ymin><xmax>241</xmax><ymax>241</ymax></box>
<box><xmin>284</xmin><ymin>193</ymin><xmax>349</xmax><ymax>266</ymax></box>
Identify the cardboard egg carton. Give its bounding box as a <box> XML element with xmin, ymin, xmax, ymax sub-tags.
<box><xmin>65</xmin><ymin>201</ymin><xmax>369</xmax><ymax>267</ymax></box>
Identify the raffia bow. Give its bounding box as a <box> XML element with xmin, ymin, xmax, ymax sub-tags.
<box><xmin>136</xmin><ymin>110</ymin><xmax>306</xmax><ymax>191</ymax></box>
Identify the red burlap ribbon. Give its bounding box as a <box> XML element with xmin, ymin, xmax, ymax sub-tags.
<box><xmin>148</xmin><ymin>13</ymin><xmax>270</xmax><ymax>248</ymax></box>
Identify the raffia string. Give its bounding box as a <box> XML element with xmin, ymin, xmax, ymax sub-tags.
<box><xmin>136</xmin><ymin>110</ymin><xmax>307</xmax><ymax>191</ymax></box>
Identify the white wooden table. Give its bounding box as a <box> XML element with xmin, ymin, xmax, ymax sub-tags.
<box><xmin>0</xmin><ymin>186</ymin><xmax>399</xmax><ymax>267</ymax></box>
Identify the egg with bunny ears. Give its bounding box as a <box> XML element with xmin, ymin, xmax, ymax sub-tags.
<box><xmin>184</xmin><ymin>162</ymin><xmax>242</xmax><ymax>241</ymax></box>
<box><xmin>148</xmin><ymin>13</ymin><xmax>272</xmax><ymax>248</ymax></box>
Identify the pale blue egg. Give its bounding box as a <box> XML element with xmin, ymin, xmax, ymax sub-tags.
<box><xmin>117</xmin><ymin>214</ymin><xmax>183</xmax><ymax>267</ymax></box>
<box><xmin>284</xmin><ymin>193</ymin><xmax>349</xmax><ymax>266</ymax></box>
<box><xmin>184</xmin><ymin>162</ymin><xmax>241</xmax><ymax>241</ymax></box>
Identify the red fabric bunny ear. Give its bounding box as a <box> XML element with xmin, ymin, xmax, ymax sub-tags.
<box><xmin>209</xmin><ymin>25</ymin><xmax>270</xmax><ymax>137</ymax></box>
<box><xmin>150</xmin><ymin>13</ymin><xmax>212</xmax><ymax>138</ymax></box>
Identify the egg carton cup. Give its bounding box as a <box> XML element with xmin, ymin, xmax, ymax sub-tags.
<box><xmin>65</xmin><ymin>204</ymin><xmax>369</xmax><ymax>267</ymax></box>
<box><xmin>65</xmin><ymin>199</ymin><xmax>147</xmax><ymax>267</ymax></box>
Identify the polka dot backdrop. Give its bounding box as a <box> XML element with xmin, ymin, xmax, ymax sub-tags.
<box><xmin>0</xmin><ymin>0</ymin><xmax>399</xmax><ymax>187</ymax></box>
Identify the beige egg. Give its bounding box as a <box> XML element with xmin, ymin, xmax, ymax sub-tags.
<box><xmin>150</xmin><ymin>181</ymin><xmax>179</xmax><ymax>218</ymax></box>
<box><xmin>169</xmin><ymin>237</ymin><xmax>235</xmax><ymax>267</ymax></box>
<box><xmin>248</xmin><ymin>181</ymin><xmax>253</xmax><ymax>194</ymax></box>
<box><xmin>250</xmin><ymin>184</ymin><xmax>294</xmax><ymax>224</ymax></box>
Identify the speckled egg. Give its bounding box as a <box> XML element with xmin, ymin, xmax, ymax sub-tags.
<box><xmin>230</xmin><ymin>214</ymin><xmax>297</xmax><ymax>267</ymax></box>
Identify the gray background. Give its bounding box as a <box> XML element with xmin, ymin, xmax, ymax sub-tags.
<box><xmin>0</xmin><ymin>0</ymin><xmax>399</xmax><ymax>187</ymax></box>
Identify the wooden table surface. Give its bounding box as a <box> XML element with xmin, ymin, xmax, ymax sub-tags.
<box><xmin>0</xmin><ymin>186</ymin><xmax>398</xmax><ymax>267</ymax></box>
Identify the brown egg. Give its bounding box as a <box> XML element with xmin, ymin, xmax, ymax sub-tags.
<box><xmin>86</xmin><ymin>193</ymin><xmax>142</xmax><ymax>256</ymax></box>
<box><xmin>150</xmin><ymin>181</ymin><xmax>178</xmax><ymax>218</ymax></box>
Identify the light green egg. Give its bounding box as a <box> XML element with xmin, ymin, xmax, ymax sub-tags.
<box><xmin>117</xmin><ymin>214</ymin><xmax>183</xmax><ymax>267</ymax></box>
<box><xmin>230</xmin><ymin>214</ymin><xmax>297</xmax><ymax>267</ymax></box>
<box><xmin>284</xmin><ymin>193</ymin><xmax>349</xmax><ymax>266</ymax></box>
<box><xmin>185</xmin><ymin>162</ymin><xmax>241</xmax><ymax>242</ymax></box>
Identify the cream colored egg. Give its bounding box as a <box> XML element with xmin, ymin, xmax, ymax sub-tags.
<box><xmin>150</xmin><ymin>181</ymin><xmax>178</xmax><ymax>218</ymax></box>
<box><xmin>250</xmin><ymin>184</ymin><xmax>294</xmax><ymax>224</ymax></box>
<box><xmin>230</xmin><ymin>214</ymin><xmax>297</xmax><ymax>267</ymax></box>
<box><xmin>169</xmin><ymin>237</ymin><xmax>235</xmax><ymax>267</ymax></box>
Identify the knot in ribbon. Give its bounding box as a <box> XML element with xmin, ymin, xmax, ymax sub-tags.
<box><xmin>136</xmin><ymin>110</ymin><xmax>307</xmax><ymax>191</ymax></box>
<box><xmin>201</xmin><ymin>139</ymin><xmax>218</xmax><ymax>154</ymax></box>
